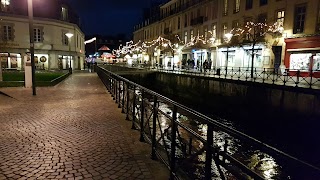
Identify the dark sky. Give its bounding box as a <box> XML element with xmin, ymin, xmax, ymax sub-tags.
<box><xmin>69</xmin><ymin>0</ymin><xmax>156</xmax><ymax>38</ymax></box>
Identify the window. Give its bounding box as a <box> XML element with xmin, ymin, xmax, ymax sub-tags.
<box><xmin>190</xmin><ymin>29</ymin><xmax>194</xmax><ymax>40</ymax></box>
<box><xmin>184</xmin><ymin>31</ymin><xmax>188</xmax><ymax>43</ymax></box>
<box><xmin>276</xmin><ymin>10</ymin><xmax>285</xmax><ymax>26</ymax></box>
<box><xmin>232</xmin><ymin>20</ymin><xmax>239</xmax><ymax>28</ymax></box>
<box><xmin>211</xmin><ymin>23</ymin><xmax>217</xmax><ymax>38</ymax></box>
<box><xmin>204</xmin><ymin>27</ymin><xmax>208</xmax><ymax>40</ymax></box>
<box><xmin>317</xmin><ymin>7</ymin><xmax>320</xmax><ymax>32</ymax></box>
<box><xmin>245</xmin><ymin>0</ymin><xmax>253</xmax><ymax>10</ymax></box>
<box><xmin>62</xmin><ymin>32</ymin><xmax>68</xmax><ymax>45</ymax></box>
<box><xmin>61</xmin><ymin>7</ymin><xmax>68</xmax><ymax>21</ymax></box>
<box><xmin>294</xmin><ymin>4</ymin><xmax>306</xmax><ymax>34</ymax></box>
<box><xmin>258</xmin><ymin>13</ymin><xmax>267</xmax><ymax>23</ymax></box>
<box><xmin>184</xmin><ymin>14</ymin><xmax>188</xmax><ymax>27</ymax></box>
<box><xmin>234</xmin><ymin>0</ymin><xmax>240</xmax><ymax>13</ymax></box>
<box><xmin>223</xmin><ymin>0</ymin><xmax>228</xmax><ymax>15</ymax></box>
<box><xmin>3</xmin><ymin>25</ymin><xmax>12</xmax><ymax>41</ymax></box>
<box><xmin>34</xmin><ymin>28</ymin><xmax>42</xmax><ymax>42</ymax></box>
<box><xmin>1</xmin><ymin>0</ymin><xmax>10</xmax><ymax>12</ymax></box>
<box><xmin>260</xmin><ymin>0</ymin><xmax>268</xmax><ymax>6</ymax></box>
<box><xmin>177</xmin><ymin>16</ymin><xmax>181</xmax><ymax>29</ymax></box>
<box><xmin>223</xmin><ymin>24</ymin><xmax>228</xmax><ymax>36</ymax></box>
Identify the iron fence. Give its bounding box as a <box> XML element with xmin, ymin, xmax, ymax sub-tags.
<box><xmin>97</xmin><ymin>66</ymin><xmax>320</xmax><ymax>179</ymax></box>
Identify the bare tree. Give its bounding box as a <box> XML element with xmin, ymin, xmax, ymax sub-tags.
<box><xmin>228</xmin><ymin>16</ymin><xmax>283</xmax><ymax>78</ymax></box>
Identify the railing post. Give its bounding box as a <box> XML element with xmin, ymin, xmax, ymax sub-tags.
<box><xmin>170</xmin><ymin>105</ymin><xmax>178</xmax><ymax>180</ymax></box>
<box><xmin>151</xmin><ymin>95</ymin><xmax>158</xmax><ymax>160</ymax></box>
<box><xmin>253</xmin><ymin>68</ymin><xmax>257</xmax><ymax>82</ymax></box>
<box><xmin>223</xmin><ymin>139</ymin><xmax>228</xmax><ymax>163</ymax></box>
<box><xmin>113</xmin><ymin>79</ymin><xmax>116</xmax><ymax>100</ymax></box>
<box><xmin>262</xmin><ymin>68</ymin><xmax>266</xmax><ymax>83</ymax></box>
<box><xmin>310</xmin><ymin>69</ymin><xmax>313</xmax><ymax>88</ymax></box>
<box><xmin>205</xmin><ymin>124</ymin><xmax>213</xmax><ymax>180</ymax></box>
<box><xmin>224</xmin><ymin>67</ymin><xmax>227</xmax><ymax>79</ymax></box>
<box><xmin>296</xmin><ymin>70</ymin><xmax>300</xmax><ymax>87</ymax></box>
<box><xmin>140</xmin><ymin>89</ymin><xmax>145</xmax><ymax>142</ymax></box>
<box><xmin>132</xmin><ymin>85</ymin><xmax>136</xmax><ymax>129</ymax></box>
<box><xmin>118</xmin><ymin>80</ymin><xmax>121</xmax><ymax>108</ymax></box>
<box><xmin>231</xmin><ymin>67</ymin><xmax>234</xmax><ymax>79</ymax></box>
<box><xmin>238</xmin><ymin>67</ymin><xmax>241</xmax><ymax>80</ymax></box>
<box><xmin>121</xmin><ymin>81</ymin><xmax>125</xmax><ymax>112</ymax></box>
<box><xmin>126</xmin><ymin>83</ymin><xmax>130</xmax><ymax>120</ymax></box>
<box><xmin>114</xmin><ymin>80</ymin><xmax>118</xmax><ymax>103</ymax></box>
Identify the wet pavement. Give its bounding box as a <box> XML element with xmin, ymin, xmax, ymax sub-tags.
<box><xmin>0</xmin><ymin>71</ymin><xmax>169</xmax><ymax>180</ymax></box>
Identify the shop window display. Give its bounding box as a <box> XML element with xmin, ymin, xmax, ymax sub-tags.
<box><xmin>313</xmin><ymin>54</ymin><xmax>320</xmax><ymax>71</ymax></box>
<box><xmin>289</xmin><ymin>53</ymin><xmax>311</xmax><ymax>70</ymax></box>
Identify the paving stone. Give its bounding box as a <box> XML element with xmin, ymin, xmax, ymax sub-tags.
<box><xmin>0</xmin><ymin>72</ymin><xmax>169</xmax><ymax>180</ymax></box>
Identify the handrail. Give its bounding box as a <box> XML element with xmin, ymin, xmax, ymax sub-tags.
<box><xmin>96</xmin><ymin>65</ymin><xmax>320</xmax><ymax>179</ymax></box>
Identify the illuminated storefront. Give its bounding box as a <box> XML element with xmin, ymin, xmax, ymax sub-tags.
<box><xmin>285</xmin><ymin>36</ymin><xmax>320</xmax><ymax>77</ymax></box>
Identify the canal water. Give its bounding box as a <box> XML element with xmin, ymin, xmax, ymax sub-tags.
<box><xmin>123</xmin><ymin>73</ymin><xmax>320</xmax><ymax>179</ymax></box>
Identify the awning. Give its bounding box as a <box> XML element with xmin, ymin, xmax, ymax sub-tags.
<box><xmin>98</xmin><ymin>45</ymin><xmax>110</xmax><ymax>51</ymax></box>
<box><xmin>287</xmin><ymin>47</ymin><xmax>320</xmax><ymax>53</ymax></box>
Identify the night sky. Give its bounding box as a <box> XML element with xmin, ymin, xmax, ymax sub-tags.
<box><xmin>69</xmin><ymin>0</ymin><xmax>157</xmax><ymax>38</ymax></box>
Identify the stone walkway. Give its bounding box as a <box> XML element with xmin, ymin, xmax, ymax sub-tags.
<box><xmin>0</xmin><ymin>71</ymin><xmax>169</xmax><ymax>180</ymax></box>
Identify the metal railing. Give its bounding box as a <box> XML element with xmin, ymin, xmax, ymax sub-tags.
<box><xmin>103</xmin><ymin>64</ymin><xmax>320</xmax><ymax>90</ymax></box>
<box><xmin>156</xmin><ymin>66</ymin><xmax>320</xmax><ymax>89</ymax></box>
<box><xmin>97</xmin><ymin>66</ymin><xmax>320</xmax><ymax>179</ymax></box>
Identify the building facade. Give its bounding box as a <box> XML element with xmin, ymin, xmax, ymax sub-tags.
<box><xmin>0</xmin><ymin>0</ymin><xmax>85</xmax><ymax>71</ymax></box>
<box><xmin>133</xmin><ymin>0</ymin><xmax>320</xmax><ymax>74</ymax></box>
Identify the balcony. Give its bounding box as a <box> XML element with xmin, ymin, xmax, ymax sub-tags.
<box><xmin>190</xmin><ymin>16</ymin><xmax>204</xmax><ymax>26</ymax></box>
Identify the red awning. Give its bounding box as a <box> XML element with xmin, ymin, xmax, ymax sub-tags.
<box><xmin>98</xmin><ymin>45</ymin><xmax>110</xmax><ymax>51</ymax></box>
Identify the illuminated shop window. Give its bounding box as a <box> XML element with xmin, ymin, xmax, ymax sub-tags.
<box><xmin>289</xmin><ymin>53</ymin><xmax>311</xmax><ymax>70</ymax></box>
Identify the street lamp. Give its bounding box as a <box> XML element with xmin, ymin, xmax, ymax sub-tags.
<box><xmin>65</xmin><ymin>33</ymin><xmax>74</xmax><ymax>74</ymax></box>
<box><xmin>28</xmin><ymin>0</ymin><xmax>36</xmax><ymax>95</ymax></box>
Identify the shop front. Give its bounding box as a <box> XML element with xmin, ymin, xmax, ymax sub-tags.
<box><xmin>285</xmin><ymin>36</ymin><xmax>320</xmax><ymax>77</ymax></box>
<box><xmin>0</xmin><ymin>53</ymin><xmax>23</xmax><ymax>70</ymax></box>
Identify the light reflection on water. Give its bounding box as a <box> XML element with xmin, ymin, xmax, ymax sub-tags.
<box><xmin>156</xmin><ymin>102</ymin><xmax>280</xmax><ymax>179</ymax></box>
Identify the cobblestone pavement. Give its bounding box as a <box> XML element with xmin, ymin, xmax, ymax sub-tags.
<box><xmin>0</xmin><ymin>72</ymin><xmax>169</xmax><ymax>180</ymax></box>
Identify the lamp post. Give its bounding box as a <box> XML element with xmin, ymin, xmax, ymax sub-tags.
<box><xmin>65</xmin><ymin>33</ymin><xmax>74</xmax><ymax>74</ymax></box>
<box><xmin>28</xmin><ymin>0</ymin><xmax>36</xmax><ymax>95</ymax></box>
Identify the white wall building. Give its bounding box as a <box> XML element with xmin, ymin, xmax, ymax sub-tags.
<box><xmin>0</xmin><ymin>0</ymin><xmax>85</xmax><ymax>71</ymax></box>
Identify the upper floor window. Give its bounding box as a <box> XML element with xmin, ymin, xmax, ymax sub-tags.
<box><xmin>184</xmin><ymin>14</ymin><xmax>188</xmax><ymax>27</ymax></box>
<box><xmin>258</xmin><ymin>13</ymin><xmax>267</xmax><ymax>23</ymax></box>
<box><xmin>294</xmin><ymin>4</ymin><xmax>306</xmax><ymax>34</ymax></box>
<box><xmin>190</xmin><ymin>29</ymin><xmax>194</xmax><ymax>40</ymax></box>
<box><xmin>177</xmin><ymin>16</ymin><xmax>181</xmax><ymax>29</ymax></box>
<box><xmin>317</xmin><ymin>6</ymin><xmax>320</xmax><ymax>32</ymax></box>
<box><xmin>3</xmin><ymin>25</ymin><xmax>12</xmax><ymax>41</ymax></box>
<box><xmin>211</xmin><ymin>23</ymin><xmax>217</xmax><ymax>38</ymax></box>
<box><xmin>1</xmin><ymin>0</ymin><xmax>10</xmax><ymax>12</ymax></box>
<box><xmin>234</xmin><ymin>0</ymin><xmax>240</xmax><ymax>13</ymax></box>
<box><xmin>245</xmin><ymin>0</ymin><xmax>253</xmax><ymax>10</ymax></box>
<box><xmin>276</xmin><ymin>10</ymin><xmax>285</xmax><ymax>26</ymax></box>
<box><xmin>260</xmin><ymin>0</ymin><xmax>268</xmax><ymax>6</ymax></box>
<box><xmin>223</xmin><ymin>0</ymin><xmax>228</xmax><ymax>16</ymax></box>
<box><xmin>62</xmin><ymin>32</ymin><xmax>68</xmax><ymax>45</ymax></box>
<box><xmin>34</xmin><ymin>28</ymin><xmax>43</xmax><ymax>42</ymax></box>
<box><xmin>232</xmin><ymin>20</ymin><xmax>239</xmax><ymax>28</ymax></box>
<box><xmin>223</xmin><ymin>24</ymin><xmax>228</xmax><ymax>37</ymax></box>
<box><xmin>184</xmin><ymin>31</ymin><xmax>188</xmax><ymax>43</ymax></box>
<box><xmin>61</xmin><ymin>6</ymin><xmax>68</xmax><ymax>21</ymax></box>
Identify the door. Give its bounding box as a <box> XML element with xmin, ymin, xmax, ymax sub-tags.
<box><xmin>272</xmin><ymin>46</ymin><xmax>282</xmax><ymax>69</ymax></box>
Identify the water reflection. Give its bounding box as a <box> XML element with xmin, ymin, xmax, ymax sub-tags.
<box><xmin>154</xmin><ymin>101</ymin><xmax>282</xmax><ymax>179</ymax></box>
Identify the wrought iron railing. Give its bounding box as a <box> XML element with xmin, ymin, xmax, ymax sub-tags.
<box><xmin>97</xmin><ymin>66</ymin><xmax>320</xmax><ymax>179</ymax></box>
<box><xmin>104</xmin><ymin>64</ymin><xmax>320</xmax><ymax>89</ymax></box>
<box><xmin>156</xmin><ymin>67</ymin><xmax>320</xmax><ymax>89</ymax></box>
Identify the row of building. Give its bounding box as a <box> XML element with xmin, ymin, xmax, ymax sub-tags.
<box><xmin>133</xmin><ymin>0</ymin><xmax>320</xmax><ymax>75</ymax></box>
<box><xmin>0</xmin><ymin>0</ymin><xmax>85</xmax><ymax>71</ymax></box>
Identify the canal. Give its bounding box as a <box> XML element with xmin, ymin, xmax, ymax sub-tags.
<box><xmin>123</xmin><ymin>72</ymin><xmax>320</xmax><ymax>179</ymax></box>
